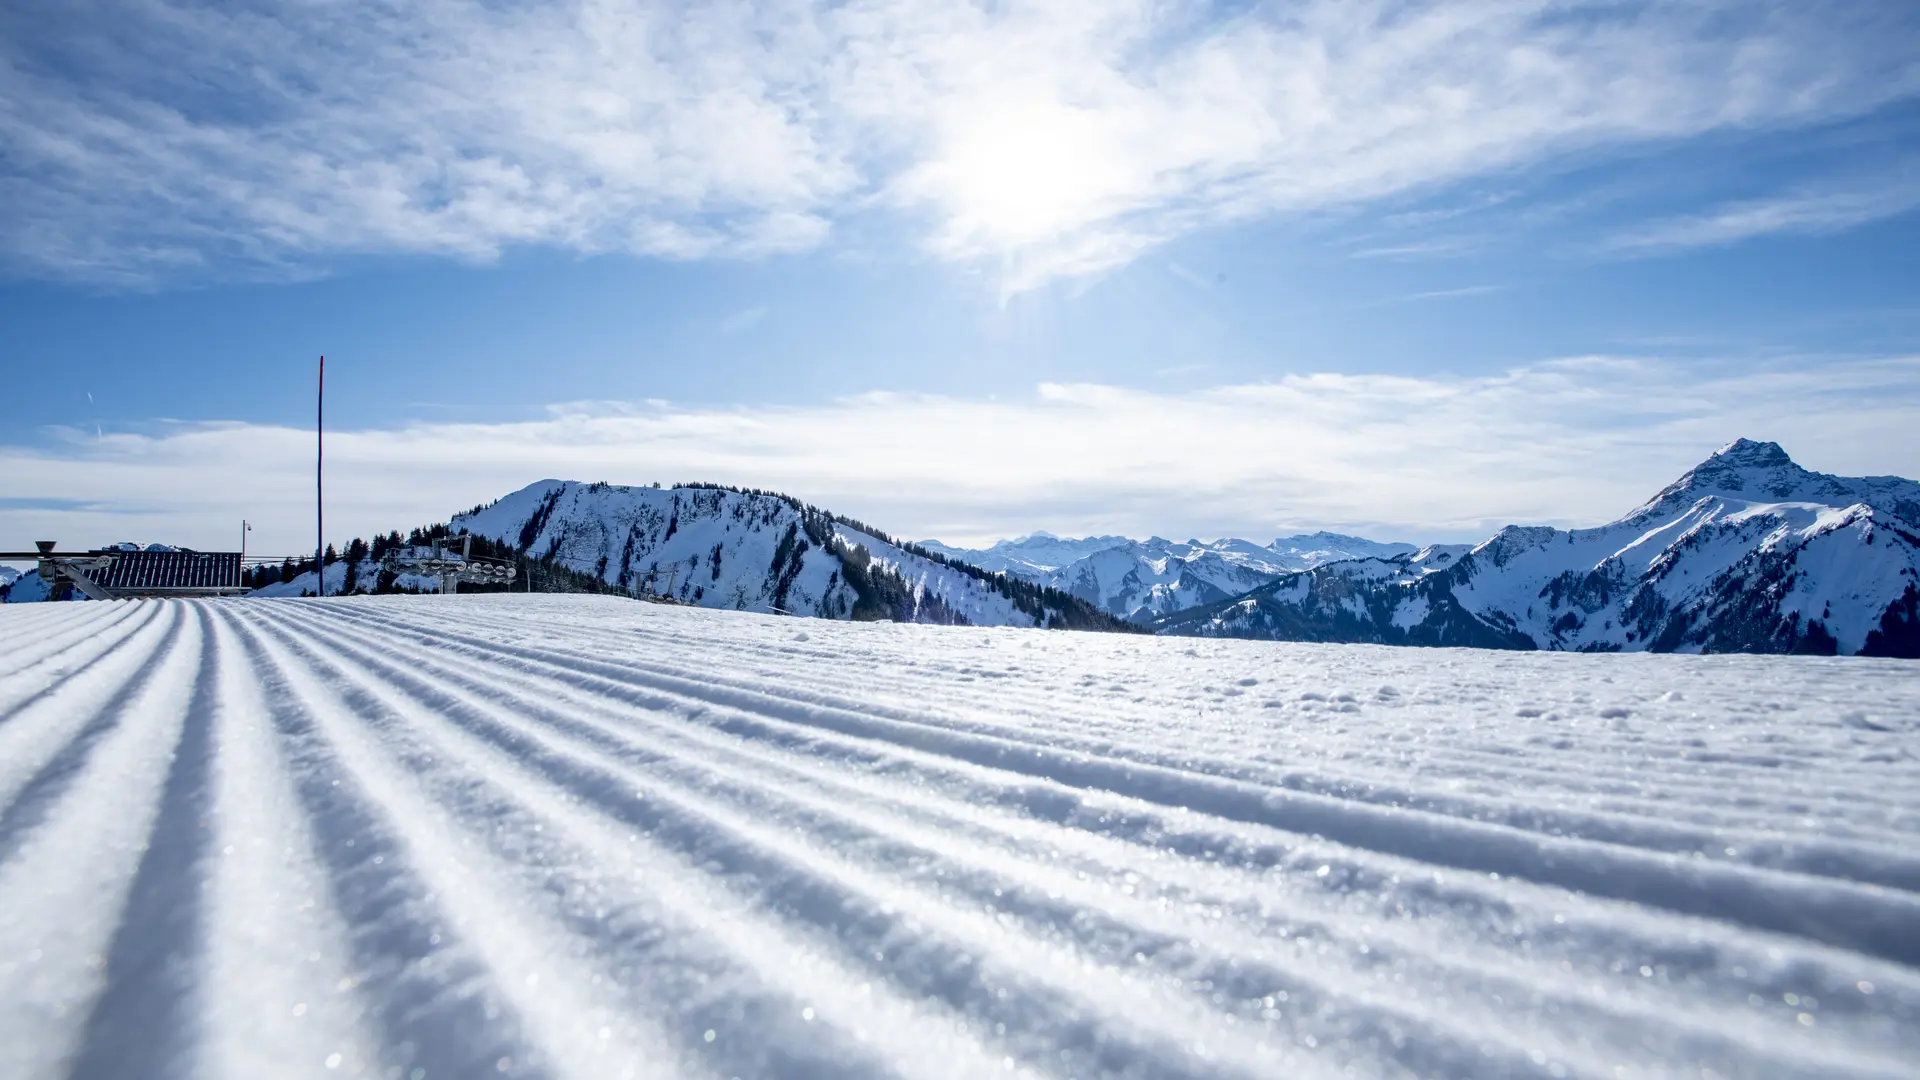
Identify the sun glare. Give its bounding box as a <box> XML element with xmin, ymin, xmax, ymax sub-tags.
<box><xmin>914</xmin><ymin>100</ymin><xmax>1128</xmax><ymax>250</ymax></box>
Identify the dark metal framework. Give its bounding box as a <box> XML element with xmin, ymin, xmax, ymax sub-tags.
<box><xmin>382</xmin><ymin>534</ymin><xmax>517</xmax><ymax>594</ymax></box>
<box><xmin>1</xmin><ymin>543</ymin><xmax>248</xmax><ymax>600</ymax></box>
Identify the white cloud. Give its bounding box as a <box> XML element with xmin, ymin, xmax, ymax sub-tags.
<box><xmin>1602</xmin><ymin>169</ymin><xmax>1920</xmax><ymax>253</ymax></box>
<box><xmin>3</xmin><ymin>1</ymin><xmax>1916</xmax><ymax>291</ymax></box>
<box><xmin>4</xmin><ymin>354</ymin><xmax>1916</xmax><ymax>555</ymax></box>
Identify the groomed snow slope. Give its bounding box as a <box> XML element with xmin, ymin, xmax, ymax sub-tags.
<box><xmin>2</xmin><ymin>595</ymin><xmax>1917</xmax><ymax>1080</ymax></box>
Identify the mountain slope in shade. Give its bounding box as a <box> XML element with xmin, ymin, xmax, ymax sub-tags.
<box><xmin>0</xmin><ymin>565</ymin><xmax>41</xmax><ymax>603</ymax></box>
<box><xmin>1160</xmin><ymin>440</ymin><xmax>1920</xmax><ymax>656</ymax></box>
<box><xmin>922</xmin><ymin>532</ymin><xmax>1420</xmax><ymax>623</ymax></box>
<box><xmin>455</xmin><ymin>481</ymin><xmax>1131</xmax><ymax>631</ymax></box>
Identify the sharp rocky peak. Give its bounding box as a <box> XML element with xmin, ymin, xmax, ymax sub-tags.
<box><xmin>1628</xmin><ymin>437</ymin><xmax>1920</xmax><ymax>525</ymax></box>
<box><xmin>1702</xmin><ymin>438</ymin><xmax>1794</xmax><ymax>470</ymax></box>
<box><xmin>1654</xmin><ymin>438</ymin><xmax>1809</xmax><ymax>502</ymax></box>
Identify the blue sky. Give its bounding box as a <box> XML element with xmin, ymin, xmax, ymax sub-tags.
<box><xmin>3</xmin><ymin>1</ymin><xmax>1919</xmax><ymax>555</ymax></box>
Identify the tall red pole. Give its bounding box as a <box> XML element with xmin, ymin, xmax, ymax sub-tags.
<box><xmin>317</xmin><ymin>355</ymin><xmax>325</xmax><ymax>598</ymax></box>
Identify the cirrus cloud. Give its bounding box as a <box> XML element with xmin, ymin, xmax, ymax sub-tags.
<box><xmin>2</xmin><ymin>1</ymin><xmax>1917</xmax><ymax>291</ymax></box>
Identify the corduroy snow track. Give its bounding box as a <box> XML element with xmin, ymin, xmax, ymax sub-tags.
<box><xmin>1</xmin><ymin>594</ymin><xmax>1916</xmax><ymax>1079</ymax></box>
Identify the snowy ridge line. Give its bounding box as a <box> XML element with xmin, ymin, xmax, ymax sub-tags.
<box><xmin>303</xmin><ymin>601</ymin><xmax>1920</xmax><ymax>893</ymax></box>
<box><xmin>3</xmin><ymin>595</ymin><xmax>1917</xmax><ymax>1079</ymax></box>
<box><xmin>277</xmin><ymin>601</ymin><xmax>1920</xmax><ymax>966</ymax></box>
<box><xmin>251</xmin><ymin>605</ymin><xmax>1886</xmax><ymax>1076</ymax></box>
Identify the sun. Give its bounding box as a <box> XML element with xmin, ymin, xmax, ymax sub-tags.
<box><xmin>909</xmin><ymin>99</ymin><xmax>1130</xmax><ymax>252</ymax></box>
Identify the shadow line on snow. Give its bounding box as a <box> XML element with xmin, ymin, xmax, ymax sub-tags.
<box><xmin>217</xmin><ymin>607</ymin><xmax>556</xmax><ymax>1080</ymax></box>
<box><xmin>69</xmin><ymin>603</ymin><xmax>218</xmax><ymax>1080</ymax></box>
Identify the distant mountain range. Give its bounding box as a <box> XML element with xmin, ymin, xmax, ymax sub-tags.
<box><xmin>920</xmin><ymin>532</ymin><xmax>1424</xmax><ymax>623</ymax></box>
<box><xmin>1158</xmin><ymin>439</ymin><xmax>1920</xmax><ymax>656</ymax></box>
<box><xmin>7</xmin><ymin>439</ymin><xmax>1915</xmax><ymax>657</ymax></box>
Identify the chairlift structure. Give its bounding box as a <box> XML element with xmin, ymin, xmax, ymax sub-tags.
<box><xmin>628</xmin><ymin>564</ymin><xmax>683</xmax><ymax>601</ymax></box>
<box><xmin>381</xmin><ymin>534</ymin><xmax>517</xmax><ymax>594</ymax></box>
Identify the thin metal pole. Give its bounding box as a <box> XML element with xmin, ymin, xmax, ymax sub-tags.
<box><xmin>316</xmin><ymin>355</ymin><xmax>325</xmax><ymax>598</ymax></box>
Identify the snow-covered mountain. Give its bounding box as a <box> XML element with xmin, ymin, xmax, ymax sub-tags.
<box><xmin>1161</xmin><ymin>439</ymin><xmax>1920</xmax><ymax>656</ymax></box>
<box><xmin>1267</xmin><ymin>531</ymin><xmax>1420</xmax><ymax>569</ymax></box>
<box><xmin>921</xmin><ymin>531</ymin><xmax>1419</xmax><ymax>623</ymax></box>
<box><xmin>917</xmin><ymin>532</ymin><xmax>1136</xmax><ymax>579</ymax></box>
<box><xmin>1040</xmin><ymin>543</ymin><xmax>1280</xmax><ymax>623</ymax></box>
<box><xmin>454</xmin><ymin>481</ymin><xmax>1129</xmax><ymax>630</ymax></box>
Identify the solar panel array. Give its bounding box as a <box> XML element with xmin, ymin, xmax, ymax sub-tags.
<box><xmin>91</xmin><ymin>550</ymin><xmax>243</xmax><ymax>593</ymax></box>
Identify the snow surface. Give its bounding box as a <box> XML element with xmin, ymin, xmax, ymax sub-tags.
<box><xmin>3</xmin><ymin>593</ymin><xmax>1917</xmax><ymax>1079</ymax></box>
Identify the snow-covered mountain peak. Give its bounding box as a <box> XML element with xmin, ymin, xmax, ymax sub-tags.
<box><xmin>1162</xmin><ymin>441</ymin><xmax>1920</xmax><ymax>656</ymax></box>
<box><xmin>1635</xmin><ymin>439</ymin><xmax>1920</xmax><ymax>529</ymax></box>
<box><xmin>1268</xmin><ymin>531</ymin><xmax>1419</xmax><ymax>565</ymax></box>
<box><xmin>1664</xmin><ymin>438</ymin><xmax>1808</xmax><ymax>500</ymax></box>
<box><xmin>1710</xmin><ymin>437</ymin><xmax>1794</xmax><ymax>467</ymax></box>
<box><xmin>1273</xmin><ymin>529</ymin><xmax>1391</xmax><ymax>549</ymax></box>
<box><xmin>920</xmin><ymin>533</ymin><xmax>1136</xmax><ymax>576</ymax></box>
